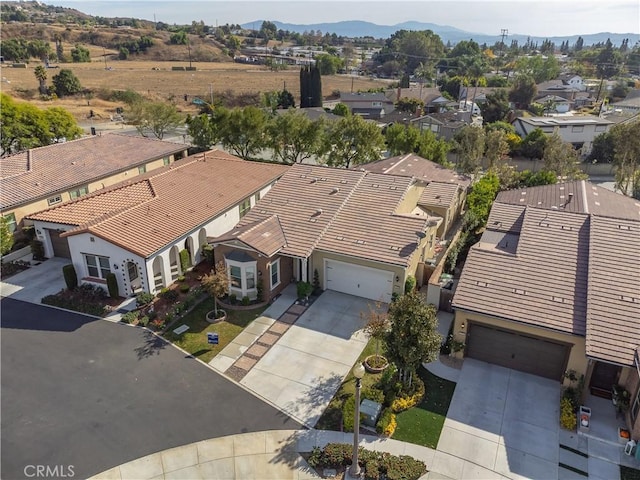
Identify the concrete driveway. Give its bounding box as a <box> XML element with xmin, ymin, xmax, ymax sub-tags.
<box><xmin>437</xmin><ymin>358</ymin><xmax>560</xmax><ymax>479</ymax></box>
<box><xmin>240</xmin><ymin>291</ymin><xmax>373</xmax><ymax>428</ymax></box>
<box><xmin>0</xmin><ymin>257</ymin><xmax>69</xmax><ymax>303</ymax></box>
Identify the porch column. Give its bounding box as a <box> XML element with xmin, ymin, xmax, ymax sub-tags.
<box><xmin>302</xmin><ymin>258</ymin><xmax>308</xmax><ymax>282</ymax></box>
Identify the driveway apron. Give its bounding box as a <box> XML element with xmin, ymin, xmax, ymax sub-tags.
<box><xmin>239</xmin><ymin>291</ymin><xmax>373</xmax><ymax>428</ymax></box>
<box><xmin>0</xmin><ymin>257</ymin><xmax>69</xmax><ymax>304</ymax></box>
<box><xmin>439</xmin><ymin>358</ymin><xmax>560</xmax><ymax>479</ymax></box>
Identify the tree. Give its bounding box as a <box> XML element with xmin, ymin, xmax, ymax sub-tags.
<box><xmin>267</xmin><ymin>110</ymin><xmax>325</xmax><ymax>164</ymax></box>
<box><xmin>465</xmin><ymin>171</ymin><xmax>500</xmax><ymax>225</ymax></box>
<box><xmin>314</xmin><ymin>53</ymin><xmax>343</xmax><ymax>75</ymax></box>
<box><xmin>542</xmin><ymin>133</ymin><xmax>586</xmax><ymax>180</ymax></box>
<box><xmin>43</xmin><ymin>107</ymin><xmax>83</xmax><ymax>142</ymax></box>
<box><xmin>484</xmin><ymin>129</ymin><xmax>510</xmax><ymax>169</ymax></box>
<box><xmin>520</xmin><ymin>128</ymin><xmax>548</xmax><ymax>160</ymax></box>
<box><xmin>300</xmin><ymin>65</ymin><xmax>322</xmax><ymax>107</ymax></box>
<box><xmin>453</xmin><ymin>125</ymin><xmax>485</xmax><ymax>173</ymax></box>
<box><xmin>70</xmin><ymin>44</ymin><xmax>91</xmax><ymax>63</ymax></box>
<box><xmin>385</xmin><ymin>123</ymin><xmax>421</xmax><ymax>155</ymax></box>
<box><xmin>34</xmin><ymin>65</ymin><xmax>48</xmax><ymax>95</ymax></box>
<box><xmin>51</xmin><ymin>69</ymin><xmax>82</xmax><ymax>97</ymax></box>
<box><xmin>361</xmin><ymin>301</ymin><xmax>390</xmax><ymax>365</ymax></box>
<box><xmin>127</xmin><ymin>101</ymin><xmax>183</xmax><ymax>140</ymax></box>
<box><xmin>416</xmin><ymin>129</ymin><xmax>450</xmax><ymax>165</ymax></box>
<box><xmin>509</xmin><ymin>74</ymin><xmax>537</xmax><ymax>109</ymax></box>
<box><xmin>322</xmin><ymin>114</ymin><xmax>385</xmax><ymax>168</ymax></box>
<box><xmin>609</xmin><ymin>121</ymin><xmax>640</xmax><ymax>198</ymax></box>
<box><xmin>332</xmin><ymin>103</ymin><xmax>349</xmax><ymax>117</ymax></box>
<box><xmin>384</xmin><ymin>291</ymin><xmax>441</xmax><ymax>388</ymax></box>
<box><xmin>0</xmin><ymin>217</ymin><xmax>14</xmax><ymax>256</ymax></box>
<box><xmin>515</xmin><ymin>55</ymin><xmax>560</xmax><ymax>83</ymax></box>
<box><xmin>596</xmin><ymin>39</ymin><xmax>623</xmax><ymax>79</ymax></box>
<box><xmin>186</xmin><ymin>107</ymin><xmax>230</xmax><ymax>150</ymax></box>
<box><xmin>479</xmin><ymin>89</ymin><xmax>510</xmax><ymax>124</ymax></box>
<box><xmin>219</xmin><ymin>106</ymin><xmax>269</xmax><ymax>159</ymax></box>
<box><xmin>587</xmin><ymin>131</ymin><xmax>615</xmax><ymax>164</ymax></box>
<box><xmin>200</xmin><ymin>261</ymin><xmax>229</xmax><ymax>319</ymax></box>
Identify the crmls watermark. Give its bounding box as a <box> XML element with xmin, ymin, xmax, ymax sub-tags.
<box><xmin>24</xmin><ymin>465</ymin><xmax>75</xmax><ymax>478</ymax></box>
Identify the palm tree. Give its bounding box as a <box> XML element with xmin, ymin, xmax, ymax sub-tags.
<box><xmin>34</xmin><ymin>65</ymin><xmax>48</xmax><ymax>95</ymax></box>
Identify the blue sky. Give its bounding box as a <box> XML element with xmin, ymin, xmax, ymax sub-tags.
<box><xmin>53</xmin><ymin>1</ymin><xmax>640</xmax><ymax>37</ymax></box>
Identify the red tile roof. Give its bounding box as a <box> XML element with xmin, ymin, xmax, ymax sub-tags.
<box><xmin>0</xmin><ymin>134</ymin><xmax>186</xmax><ymax>210</ymax></box>
<box><xmin>27</xmin><ymin>151</ymin><xmax>288</xmax><ymax>258</ymax></box>
<box><xmin>361</xmin><ymin>154</ymin><xmax>471</xmax><ymax>187</ymax></box>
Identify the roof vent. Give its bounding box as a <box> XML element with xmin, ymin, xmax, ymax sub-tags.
<box><xmin>331</xmin><ymin>187</ymin><xmax>340</xmax><ymax>194</ymax></box>
<box><xmin>310</xmin><ymin>178</ymin><xmax>318</xmax><ymax>183</ymax></box>
<box><xmin>551</xmin><ymin>206</ymin><xmax>558</xmax><ymax>210</ymax></box>
<box><xmin>314</xmin><ymin>208</ymin><xmax>323</xmax><ymax>216</ymax></box>
<box><xmin>71</xmin><ymin>161</ymin><xmax>77</xmax><ymax>165</ymax></box>
<box><xmin>513</xmin><ymin>288</ymin><xmax>527</xmax><ymax>295</ymax></box>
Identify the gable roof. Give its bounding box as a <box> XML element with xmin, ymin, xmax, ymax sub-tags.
<box><xmin>454</xmin><ymin>181</ymin><xmax>640</xmax><ymax>366</ymax></box>
<box><xmin>0</xmin><ymin>134</ymin><xmax>186</xmax><ymax>210</ymax></box>
<box><xmin>214</xmin><ymin>164</ymin><xmax>429</xmax><ymax>267</ymax></box>
<box><xmin>419</xmin><ymin>182</ymin><xmax>461</xmax><ymax>209</ymax></box>
<box><xmin>26</xmin><ymin>150</ymin><xmax>288</xmax><ymax>258</ymax></box>
<box><xmin>361</xmin><ymin>154</ymin><xmax>471</xmax><ymax>187</ymax></box>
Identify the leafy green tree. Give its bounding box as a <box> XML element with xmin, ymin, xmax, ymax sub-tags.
<box><xmin>34</xmin><ymin>65</ymin><xmax>48</xmax><ymax>95</ymax></box>
<box><xmin>0</xmin><ymin>217</ymin><xmax>14</xmax><ymax>256</ymax></box>
<box><xmin>27</xmin><ymin>40</ymin><xmax>51</xmax><ymax>62</ymax></box>
<box><xmin>453</xmin><ymin>125</ymin><xmax>485</xmax><ymax>173</ymax></box>
<box><xmin>520</xmin><ymin>127</ymin><xmax>548</xmax><ymax>160</ymax></box>
<box><xmin>509</xmin><ymin>74</ymin><xmax>537</xmax><ymax>109</ymax></box>
<box><xmin>259</xmin><ymin>21</ymin><xmax>278</xmax><ymax>41</ymax></box>
<box><xmin>384</xmin><ymin>291</ymin><xmax>441</xmax><ymax>388</ymax></box>
<box><xmin>219</xmin><ymin>106</ymin><xmax>269</xmax><ymax>159</ymax></box>
<box><xmin>596</xmin><ymin>39</ymin><xmax>623</xmax><ymax>79</ymax></box>
<box><xmin>70</xmin><ymin>44</ymin><xmax>91</xmax><ymax>63</ymax></box>
<box><xmin>314</xmin><ymin>53</ymin><xmax>343</xmax><ymax>75</ymax></box>
<box><xmin>332</xmin><ymin>103</ymin><xmax>349</xmax><ymax>116</ymax></box>
<box><xmin>484</xmin><ymin>129</ymin><xmax>510</xmax><ymax>169</ymax></box>
<box><xmin>519</xmin><ymin>170</ymin><xmax>558</xmax><ymax>187</ymax></box>
<box><xmin>127</xmin><ymin>101</ymin><xmax>184</xmax><ymax>140</ymax></box>
<box><xmin>267</xmin><ymin>110</ymin><xmax>325</xmax><ymax>164</ymax></box>
<box><xmin>377</xmin><ymin>29</ymin><xmax>444</xmax><ymax>76</ymax></box>
<box><xmin>437</xmin><ymin>75</ymin><xmax>464</xmax><ymax>100</ymax></box>
<box><xmin>170</xmin><ymin>30</ymin><xmax>188</xmax><ymax>45</ymax></box>
<box><xmin>515</xmin><ymin>55</ymin><xmax>560</xmax><ymax>83</ymax></box>
<box><xmin>479</xmin><ymin>89</ymin><xmax>510</xmax><ymax>124</ymax></box>
<box><xmin>322</xmin><ymin>114</ymin><xmax>385</xmax><ymax>168</ymax></box>
<box><xmin>609</xmin><ymin>121</ymin><xmax>640</xmax><ymax>198</ymax></box>
<box><xmin>385</xmin><ymin>123</ymin><xmax>421</xmax><ymax>155</ymax></box>
<box><xmin>1</xmin><ymin>38</ymin><xmax>28</xmax><ymax>62</ymax></box>
<box><xmin>396</xmin><ymin>97</ymin><xmax>424</xmax><ymax>113</ymax></box>
<box><xmin>587</xmin><ymin>131</ymin><xmax>615</xmax><ymax>164</ymax></box>
<box><xmin>43</xmin><ymin>107</ymin><xmax>83</xmax><ymax>142</ymax></box>
<box><xmin>187</xmin><ymin>107</ymin><xmax>230</xmax><ymax>150</ymax></box>
<box><xmin>278</xmin><ymin>89</ymin><xmax>295</xmax><ymax>109</ymax></box>
<box><xmin>465</xmin><ymin>171</ymin><xmax>500</xmax><ymax>225</ymax></box>
<box><xmin>52</xmin><ymin>69</ymin><xmax>82</xmax><ymax>97</ymax></box>
<box><xmin>417</xmin><ymin>129</ymin><xmax>451</xmax><ymax>166</ymax></box>
<box><xmin>542</xmin><ymin>133</ymin><xmax>586</xmax><ymax>180</ymax></box>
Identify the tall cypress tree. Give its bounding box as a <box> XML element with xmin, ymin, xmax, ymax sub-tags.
<box><xmin>300</xmin><ymin>66</ymin><xmax>310</xmax><ymax>107</ymax></box>
<box><xmin>310</xmin><ymin>65</ymin><xmax>322</xmax><ymax>107</ymax></box>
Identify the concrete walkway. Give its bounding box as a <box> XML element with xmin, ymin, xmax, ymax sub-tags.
<box><xmin>0</xmin><ymin>256</ymin><xmax>69</xmax><ymax>302</ymax></box>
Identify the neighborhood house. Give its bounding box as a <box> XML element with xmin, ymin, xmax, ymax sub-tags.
<box><xmin>26</xmin><ymin>151</ymin><xmax>288</xmax><ymax>297</ymax></box>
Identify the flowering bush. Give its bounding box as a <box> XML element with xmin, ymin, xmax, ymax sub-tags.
<box><xmin>376</xmin><ymin>408</ymin><xmax>397</xmax><ymax>437</ymax></box>
<box><xmin>391</xmin><ymin>376</ymin><xmax>425</xmax><ymax>413</ymax></box>
<box><xmin>560</xmin><ymin>397</ymin><xmax>577</xmax><ymax>430</ymax></box>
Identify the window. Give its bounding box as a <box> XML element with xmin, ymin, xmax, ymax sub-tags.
<box><xmin>69</xmin><ymin>185</ymin><xmax>88</xmax><ymax>200</ymax></box>
<box><xmin>595</xmin><ymin>125</ymin><xmax>607</xmax><ymax>132</ymax></box>
<box><xmin>246</xmin><ymin>266</ymin><xmax>255</xmax><ymax>289</ymax></box>
<box><xmin>85</xmin><ymin>254</ymin><xmax>111</xmax><ymax>279</ymax></box>
<box><xmin>2</xmin><ymin>213</ymin><xmax>16</xmax><ymax>233</ymax></box>
<box><xmin>255</xmin><ymin>191</ymin><xmax>261</xmax><ymax>202</ymax></box>
<box><xmin>230</xmin><ymin>265</ymin><xmax>242</xmax><ymax>288</ymax></box>
<box><xmin>138</xmin><ymin>165</ymin><xmax>147</xmax><ymax>174</ymax></box>
<box><xmin>163</xmin><ymin>156</ymin><xmax>170</xmax><ymax>166</ymax></box>
<box><xmin>47</xmin><ymin>195</ymin><xmax>62</xmax><ymax>206</ymax></box>
<box><xmin>632</xmin><ymin>387</ymin><xmax>640</xmax><ymax>422</ymax></box>
<box><xmin>270</xmin><ymin>259</ymin><xmax>280</xmax><ymax>289</ymax></box>
<box><xmin>372</xmin><ymin>101</ymin><xmax>382</xmax><ymax>107</ymax></box>
<box><xmin>572</xmin><ymin>125</ymin><xmax>584</xmax><ymax>133</ymax></box>
<box><xmin>239</xmin><ymin>198</ymin><xmax>251</xmax><ymax>218</ymax></box>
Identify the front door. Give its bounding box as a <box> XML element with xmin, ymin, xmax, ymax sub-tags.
<box><xmin>589</xmin><ymin>361</ymin><xmax>621</xmax><ymax>399</ymax></box>
<box><xmin>127</xmin><ymin>261</ymin><xmax>141</xmax><ymax>293</ymax></box>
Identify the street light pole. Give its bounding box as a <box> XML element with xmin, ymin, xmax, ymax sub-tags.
<box><xmin>350</xmin><ymin>362</ymin><xmax>365</xmax><ymax>478</ymax></box>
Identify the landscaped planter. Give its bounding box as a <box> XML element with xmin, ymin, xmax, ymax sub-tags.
<box><xmin>206</xmin><ymin>309</ymin><xmax>226</xmax><ymax>324</ymax></box>
<box><xmin>364</xmin><ymin>354</ymin><xmax>389</xmax><ymax>373</ymax></box>
<box><xmin>217</xmin><ymin>298</ymin><xmax>268</xmax><ymax>311</ymax></box>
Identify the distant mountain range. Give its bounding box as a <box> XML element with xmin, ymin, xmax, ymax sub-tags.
<box><xmin>242</xmin><ymin>20</ymin><xmax>638</xmax><ymax>46</ymax></box>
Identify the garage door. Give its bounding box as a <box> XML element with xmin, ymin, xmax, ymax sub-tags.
<box><xmin>466</xmin><ymin>323</ymin><xmax>569</xmax><ymax>381</ymax></box>
<box><xmin>325</xmin><ymin>260</ymin><xmax>393</xmax><ymax>303</ymax></box>
<box><xmin>46</xmin><ymin>229</ymin><xmax>71</xmax><ymax>259</ymax></box>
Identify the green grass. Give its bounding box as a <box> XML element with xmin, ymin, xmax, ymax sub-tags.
<box><xmin>392</xmin><ymin>368</ymin><xmax>457</xmax><ymax>448</ymax></box>
<box><xmin>621</xmin><ymin>466</ymin><xmax>640</xmax><ymax>480</ymax></box>
<box><xmin>163</xmin><ymin>297</ymin><xmax>268</xmax><ymax>364</ymax></box>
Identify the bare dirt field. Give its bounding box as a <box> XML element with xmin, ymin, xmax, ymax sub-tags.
<box><xmin>1</xmin><ymin>59</ymin><xmax>393</xmax><ymax>121</ymax></box>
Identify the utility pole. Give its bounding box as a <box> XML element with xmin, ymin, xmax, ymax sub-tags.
<box><xmin>497</xmin><ymin>29</ymin><xmax>508</xmax><ymax>74</ymax></box>
<box><xmin>187</xmin><ymin>40</ymin><xmax>192</xmax><ymax>69</ymax></box>
<box><xmin>103</xmin><ymin>46</ymin><xmax>108</xmax><ymax>70</ymax></box>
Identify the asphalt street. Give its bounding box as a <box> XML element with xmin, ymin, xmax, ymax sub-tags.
<box><xmin>0</xmin><ymin>298</ymin><xmax>300</xmax><ymax>480</ymax></box>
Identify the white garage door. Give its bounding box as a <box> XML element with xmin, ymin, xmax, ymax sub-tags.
<box><xmin>325</xmin><ymin>260</ymin><xmax>393</xmax><ymax>303</ymax></box>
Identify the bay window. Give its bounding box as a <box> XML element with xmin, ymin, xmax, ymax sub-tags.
<box><xmin>225</xmin><ymin>255</ymin><xmax>258</xmax><ymax>299</ymax></box>
<box><xmin>85</xmin><ymin>254</ymin><xmax>111</xmax><ymax>279</ymax></box>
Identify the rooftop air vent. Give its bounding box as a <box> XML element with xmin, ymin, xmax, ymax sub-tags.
<box><xmin>331</xmin><ymin>187</ymin><xmax>340</xmax><ymax>194</ymax></box>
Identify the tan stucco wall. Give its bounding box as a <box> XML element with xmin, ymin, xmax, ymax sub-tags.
<box><xmin>6</xmin><ymin>155</ymin><xmax>178</xmax><ymax>228</ymax></box>
<box><xmin>452</xmin><ymin>310</ymin><xmax>588</xmax><ymax>382</ymax></box>
<box><xmin>395</xmin><ymin>184</ymin><xmax>425</xmax><ymax>214</ymax></box>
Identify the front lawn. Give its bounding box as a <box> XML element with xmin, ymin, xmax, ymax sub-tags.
<box><xmin>393</xmin><ymin>367</ymin><xmax>456</xmax><ymax>448</ymax></box>
<box><xmin>163</xmin><ymin>297</ymin><xmax>268</xmax><ymax>364</ymax></box>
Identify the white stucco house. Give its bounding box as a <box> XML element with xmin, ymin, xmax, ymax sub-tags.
<box><xmin>26</xmin><ymin>151</ymin><xmax>288</xmax><ymax>297</ymax></box>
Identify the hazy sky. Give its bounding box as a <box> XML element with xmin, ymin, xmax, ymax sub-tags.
<box><xmin>53</xmin><ymin>1</ymin><xmax>640</xmax><ymax>37</ymax></box>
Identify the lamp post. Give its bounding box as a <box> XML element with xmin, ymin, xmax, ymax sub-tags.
<box><xmin>350</xmin><ymin>362</ymin><xmax>366</xmax><ymax>478</ymax></box>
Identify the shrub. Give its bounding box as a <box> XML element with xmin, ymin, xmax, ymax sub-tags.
<box><xmin>404</xmin><ymin>275</ymin><xmax>416</xmax><ymax>293</ymax></box>
<box><xmin>41</xmin><ymin>284</ymin><xmax>107</xmax><ymax>317</ymax></box>
<box><xmin>150</xmin><ymin>318</ymin><xmax>166</xmax><ymax>331</ymax></box>
<box><xmin>31</xmin><ymin>239</ymin><xmax>45</xmax><ymax>260</ymax></box>
<box><xmin>560</xmin><ymin>397</ymin><xmax>576</xmax><ymax>430</ymax></box>
<box><xmin>229</xmin><ymin>293</ymin><xmax>237</xmax><ymax>304</ymax></box>
<box><xmin>296</xmin><ymin>281</ymin><xmax>313</xmax><ymax>299</ymax></box>
<box><xmin>241</xmin><ymin>295</ymin><xmax>250</xmax><ymax>306</ymax></box>
<box><xmin>121</xmin><ymin>311</ymin><xmax>139</xmax><ymax>324</ymax></box>
<box><xmin>256</xmin><ymin>280</ymin><xmax>264</xmax><ymax>302</ymax></box>
<box><xmin>106</xmin><ymin>272</ymin><xmax>119</xmax><ymax>298</ymax></box>
<box><xmin>313</xmin><ymin>268</ymin><xmax>321</xmax><ymax>294</ymax></box>
<box><xmin>342</xmin><ymin>396</ymin><xmax>356</xmax><ymax>432</ymax></box>
<box><xmin>391</xmin><ymin>376</ymin><xmax>425</xmax><ymax>412</ymax></box>
<box><xmin>138</xmin><ymin>315</ymin><xmax>149</xmax><ymax>327</ymax></box>
<box><xmin>179</xmin><ymin>284</ymin><xmax>190</xmax><ymax>293</ymax></box>
<box><xmin>160</xmin><ymin>288</ymin><xmax>179</xmax><ymax>302</ymax></box>
<box><xmin>177</xmin><ymin>275</ymin><xmax>186</xmax><ymax>282</ymax></box>
<box><xmin>376</xmin><ymin>408</ymin><xmax>397</xmax><ymax>436</ymax></box>
<box><xmin>362</xmin><ymin>387</ymin><xmax>385</xmax><ymax>404</ymax></box>
<box><xmin>321</xmin><ymin>443</ymin><xmax>352</xmax><ymax>467</ymax></box>
<box><xmin>201</xmin><ymin>243</ymin><xmax>214</xmax><ymax>264</ymax></box>
<box><xmin>62</xmin><ymin>264</ymin><xmax>78</xmax><ymax>290</ymax></box>
<box><xmin>179</xmin><ymin>249</ymin><xmax>191</xmax><ymax>272</ymax></box>
<box><xmin>136</xmin><ymin>291</ymin><xmax>154</xmax><ymax>307</ymax></box>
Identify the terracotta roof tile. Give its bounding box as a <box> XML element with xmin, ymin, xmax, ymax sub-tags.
<box><xmin>213</xmin><ymin>215</ymin><xmax>287</xmax><ymax>257</ymax></box>
<box><xmin>361</xmin><ymin>154</ymin><xmax>471</xmax><ymax>187</ymax></box>
<box><xmin>586</xmin><ymin>216</ymin><xmax>640</xmax><ymax>365</ymax></box>
<box><xmin>419</xmin><ymin>182</ymin><xmax>461</xmax><ymax>208</ymax></box>
<box><xmin>486</xmin><ymin>203</ymin><xmax>526</xmax><ymax>233</ymax></box>
<box><xmin>27</xmin><ymin>151</ymin><xmax>288</xmax><ymax>258</ymax></box>
<box><xmin>0</xmin><ymin>134</ymin><xmax>186</xmax><ymax>210</ymax></box>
